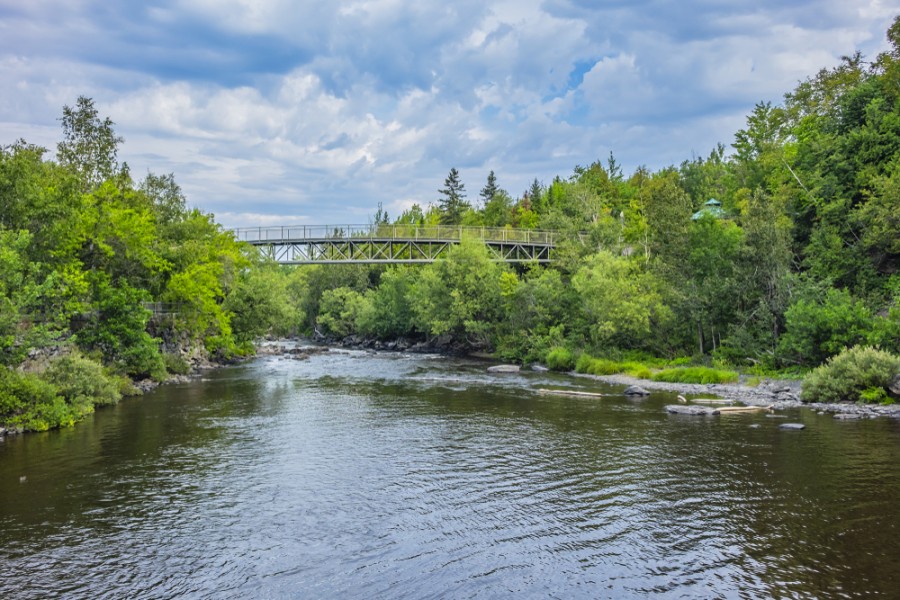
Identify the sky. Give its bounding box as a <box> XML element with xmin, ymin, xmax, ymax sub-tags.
<box><xmin>1</xmin><ymin>1</ymin><xmax>898</xmax><ymax>227</ymax></box>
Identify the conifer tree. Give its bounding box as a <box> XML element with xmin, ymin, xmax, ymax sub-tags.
<box><xmin>438</xmin><ymin>167</ymin><xmax>469</xmax><ymax>224</ymax></box>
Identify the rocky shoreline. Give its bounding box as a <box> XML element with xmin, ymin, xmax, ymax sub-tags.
<box><xmin>573</xmin><ymin>371</ymin><xmax>900</xmax><ymax>420</ymax></box>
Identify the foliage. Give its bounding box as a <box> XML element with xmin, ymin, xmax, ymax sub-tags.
<box><xmin>801</xmin><ymin>346</ymin><xmax>900</xmax><ymax>403</ymax></box>
<box><xmin>778</xmin><ymin>287</ymin><xmax>875</xmax><ymax>367</ymax></box>
<box><xmin>651</xmin><ymin>367</ymin><xmax>739</xmax><ymax>384</ymax></box>
<box><xmin>0</xmin><ymin>367</ymin><xmax>74</xmax><ymax>432</ymax></box>
<box><xmin>163</xmin><ymin>352</ymin><xmax>191</xmax><ymax>375</ymax></box>
<box><xmin>57</xmin><ymin>96</ymin><xmax>125</xmax><ymax>191</ymax></box>
<box><xmin>317</xmin><ymin>287</ymin><xmax>367</xmax><ymax>338</ymax></box>
<box><xmin>224</xmin><ymin>262</ymin><xmax>294</xmax><ymax>342</ymax></box>
<box><xmin>575</xmin><ymin>355</ymin><xmax>624</xmax><ymax>376</ymax></box>
<box><xmin>44</xmin><ymin>351</ymin><xmax>121</xmax><ymax>407</ymax></box>
<box><xmin>356</xmin><ymin>268</ymin><xmax>416</xmax><ymax>339</ymax></box>
<box><xmin>437</xmin><ymin>167</ymin><xmax>470</xmax><ymax>225</ymax></box>
<box><xmin>545</xmin><ymin>346</ymin><xmax>575</xmax><ymax>371</ymax></box>
<box><xmin>572</xmin><ymin>251</ymin><xmax>671</xmax><ymax>350</ymax></box>
<box><xmin>409</xmin><ymin>239</ymin><xmax>504</xmax><ymax>347</ymax></box>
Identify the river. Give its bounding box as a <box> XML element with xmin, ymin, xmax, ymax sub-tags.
<box><xmin>2</xmin><ymin>348</ymin><xmax>899</xmax><ymax>598</ymax></box>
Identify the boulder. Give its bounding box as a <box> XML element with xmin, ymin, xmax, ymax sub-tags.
<box><xmin>889</xmin><ymin>374</ymin><xmax>900</xmax><ymax>397</ymax></box>
<box><xmin>623</xmin><ymin>385</ymin><xmax>650</xmax><ymax>396</ymax></box>
<box><xmin>487</xmin><ymin>364</ymin><xmax>520</xmax><ymax>373</ymax></box>
<box><xmin>779</xmin><ymin>423</ymin><xmax>806</xmax><ymax>430</ymax></box>
<box><xmin>531</xmin><ymin>364</ymin><xmax>550</xmax><ymax>372</ymax></box>
<box><xmin>834</xmin><ymin>413</ymin><xmax>864</xmax><ymax>420</ymax></box>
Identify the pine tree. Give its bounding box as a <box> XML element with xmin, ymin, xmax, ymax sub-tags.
<box><xmin>438</xmin><ymin>167</ymin><xmax>469</xmax><ymax>224</ymax></box>
<box><xmin>480</xmin><ymin>170</ymin><xmax>499</xmax><ymax>207</ymax></box>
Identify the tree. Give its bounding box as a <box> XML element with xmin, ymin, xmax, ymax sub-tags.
<box><xmin>437</xmin><ymin>167</ymin><xmax>469</xmax><ymax>224</ymax></box>
<box><xmin>140</xmin><ymin>172</ymin><xmax>187</xmax><ymax>226</ymax></box>
<box><xmin>372</xmin><ymin>202</ymin><xmax>389</xmax><ymax>226</ymax></box>
<box><xmin>572</xmin><ymin>251</ymin><xmax>672</xmax><ymax>350</ymax></box>
<box><xmin>527</xmin><ymin>178</ymin><xmax>546</xmax><ymax>214</ymax></box>
<box><xmin>57</xmin><ymin>96</ymin><xmax>124</xmax><ymax>191</ymax></box>
<box><xmin>409</xmin><ymin>239</ymin><xmax>504</xmax><ymax>347</ymax></box>
<box><xmin>479</xmin><ymin>170</ymin><xmax>499</xmax><ymax>207</ymax></box>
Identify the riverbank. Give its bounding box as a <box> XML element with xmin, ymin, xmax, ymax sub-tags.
<box><xmin>258</xmin><ymin>338</ymin><xmax>900</xmax><ymax>421</ymax></box>
<box><xmin>573</xmin><ymin>371</ymin><xmax>900</xmax><ymax>420</ymax></box>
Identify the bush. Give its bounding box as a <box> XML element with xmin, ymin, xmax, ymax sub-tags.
<box><xmin>44</xmin><ymin>351</ymin><xmax>121</xmax><ymax>407</ymax></box>
<box><xmin>545</xmin><ymin>346</ymin><xmax>575</xmax><ymax>371</ymax></box>
<box><xmin>0</xmin><ymin>368</ymin><xmax>75</xmax><ymax>432</ymax></box>
<box><xmin>651</xmin><ymin>367</ymin><xmax>739</xmax><ymax>384</ymax></box>
<box><xmin>778</xmin><ymin>288</ymin><xmax>874</xmax><ymax>367</ymax></box>
<box><xmin>163</xmin><ymin>352</ymin><xmax>191</xmax><ymax>375</ymax></box>
<box><xmin>801</xmin><ymin>345</ymin><xmax>900</xmax><ymax>403</ymax></box>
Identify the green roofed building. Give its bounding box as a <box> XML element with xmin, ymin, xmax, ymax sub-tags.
<box><xmin>692</xmin><ymin>198</ymin><xmax>725</xmax><ymax>220</ymax></box>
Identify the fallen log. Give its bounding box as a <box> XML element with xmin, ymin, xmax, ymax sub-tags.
<box><xmin>538</xmin><ymin>388</ymin><xmax>604</xmax><ymax>398</ymax></box>
<box><xmin>715</xmin><ymin>404</ymin><xmax>774</xmax><ymax>413</ymax></box>
<box><xmin>691</xmin><ymin>398</ymin><xmax>733</xmax><ymax>405</ymax></box>
<box><xmin>666</xmin><ymin>404</ymin><xmax>718</xmax><ymax>415</ymax></box>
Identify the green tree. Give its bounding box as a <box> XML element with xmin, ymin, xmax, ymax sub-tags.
<box><xmin>778</xmin><ymin>287</ymin><xmax>875</xmax><ymax>367</ymax></box>
<box><xmin>317</xmin><ymin>287</ymin><xmax>366</xmax><ymax>337</ymax></box>
<box><xmin>479</xmin><ymin>170</ymin><xmax>499</xmax><ymax>208</ymax></box>
<box><xmin>572</xmin><ymin>251</ymin><xmax>671</xmax><ymax>350</ymax></box>
<box><xmin>57</xmin><ymin>96</ymin><xmax>124</xmax><ymax>191</ymax></box>
<box><xmin>437</xmin><ymin>167</ymin><xmax>469</xmax><ymax>224</ymax></box>
<box><xmin>409</xmin><ymin>239</ymin><xmax>504</xmax><ymax>347</ymax></box>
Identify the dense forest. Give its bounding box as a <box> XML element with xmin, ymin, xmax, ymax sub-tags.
<box><xmin>300</xmin><ymin>19</ymin><xmax>900</xmax><ymax>370</ymax></box>
<box><xmin>2</xmin><ymin>18</ymin><xmax>900</xmax><ymax>431</ymax></box>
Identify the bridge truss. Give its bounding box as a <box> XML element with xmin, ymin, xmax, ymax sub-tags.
<box><xmin>232</xmin><ymin>225</ymin><xmax>559</xmax><ymax>264</ymax></box>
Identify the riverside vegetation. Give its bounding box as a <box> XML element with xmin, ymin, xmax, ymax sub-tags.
<box><xmin>3</xmin><ymin>19</ymin><xmax>900</xmax><ymax>432</ymax></box>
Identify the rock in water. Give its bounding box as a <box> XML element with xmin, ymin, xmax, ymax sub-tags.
<box><xmin>487</xmin><ymin>364</ymin><xmax>520</xmax><ymax>373</ymax></box>
<box><xmin>623</xmin><ymin>385</ymin><xmax>650</xmax><ymax>396</ymax></box>
<box><xmin>779</xmin><ymin>423</ymin><xmax>806</xmax><ymax>430</ymax></box>
<box><xmin>834</xmin><ymin>413</ymin><xmax>864</xmax><ymax>420</ymax></box>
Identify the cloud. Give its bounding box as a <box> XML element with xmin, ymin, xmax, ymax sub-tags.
<box><xmin>1</xmin><ymin>0</ymin><xmax>898</xmax><ymax>225</ymax></box>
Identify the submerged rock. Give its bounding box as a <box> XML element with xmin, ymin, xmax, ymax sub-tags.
<box><xmin>779</xmin><ymin>423</ymin><xmax>806</xmax><ymax>430</ymax></box>
<box><xmin>834</xmin><ymin>413</ymin><xmax>865</xmax><ymax>420</ymax></box>
<box><xmin>623</xmin><ymin>385</ymin><xmax>650</xmax><ymax>396</ymax></box>
<box><xmin>487</xmin><ymin>364</ymin><xmax>520</xmax><ymax>373</ymax></box>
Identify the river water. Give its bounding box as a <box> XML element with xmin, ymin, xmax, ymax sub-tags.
<box><xmin>2</xmin><ymin>348</ymin><xmax>899</xmax><ymax>599</ymax></box>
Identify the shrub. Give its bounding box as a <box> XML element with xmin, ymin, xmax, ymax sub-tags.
<box><xmin>163</xmin><ymin>352</ymin><xmax>191</xmax><ymax>376</ymax></box>
<box><xmin>44</xmin><ymin>352</ymin><xmax>121</xmax><ymax>407</ymax></box>
<box><xmin>0</xmin><ymin>367</ymin><xmax>74</xmax><ymax>431</ymax></box>
<box><xmin>778</xmin><ymin>288</ymin><xmax>874</xmax><ymax>367</ymax></box>
<box><xmin>651</xmin><ymin>367</ymin><xmax>739</xmax><ymax>384</ymax></box>
<box><xmin>801</xmin><ymin>345</ymin><xmax>900</xmax><ymax>403</ymax></box>
<box><xmin>545</xmin><ymin>346</ymin><xmax>575</xmax><ymax>371</ymax></box>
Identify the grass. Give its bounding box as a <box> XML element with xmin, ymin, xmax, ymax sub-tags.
<box><xmin>651</xmin><ymin>367</ymin><xmax>739</xmax><ymax>384</ymax></box>
<box><xmin>574</xmin><ymin>355</ymin><xmax>653</xmax><ymax>379</ymax></box>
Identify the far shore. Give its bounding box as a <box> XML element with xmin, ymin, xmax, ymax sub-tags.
<box><xmin>571</xmin><ymin>371</ymin><xmax>900</xmax><ymax>420</ymax></box>
<box><xmin>257</xmin><ymin>338</ymin><xmax>900</xmax><ymax>421</ymax></box>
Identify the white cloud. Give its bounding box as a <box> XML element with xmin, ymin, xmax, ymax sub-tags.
<box><xmin>1</xmin><ymin>0</ymin><xmax>898</xmax><ymax>225</ymax></box>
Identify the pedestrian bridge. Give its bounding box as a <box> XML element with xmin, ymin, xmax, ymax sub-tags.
<box><xmin>232</xmin><ymin>224</ymin><xmax>563</xmax><ymax>264</ymax></box>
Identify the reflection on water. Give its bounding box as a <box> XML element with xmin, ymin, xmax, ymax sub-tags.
<box><xmin>2</xmin><ymin>350</ymin><xmax>899</xmax><ymax>598</ymax></box>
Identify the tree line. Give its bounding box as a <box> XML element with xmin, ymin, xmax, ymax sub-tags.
<box><xmin>3</xmin><ymin>17</ymin><xmax>900</xmax><ymax>430</ymax></box>
<box><xmin>1</xmin><ymin>97</ymin><xmax>291</xmax><ymax>431</ymax></box>
<box><xmin>298</xmin><ymin>18</ymin><xmax>900</xmax><ymax>372</ymax></box>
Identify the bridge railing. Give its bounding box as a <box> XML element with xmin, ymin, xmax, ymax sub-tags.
<box><xmin>231</xmin><ymin>224</ymin><xmax>557</xmax><ymax>245</ymax></box>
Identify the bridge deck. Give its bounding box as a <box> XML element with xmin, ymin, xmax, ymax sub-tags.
<box><xmin>232</xmin><ymin>225</ymin><xmax>562</xmax><ymax>264</ymax></box>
